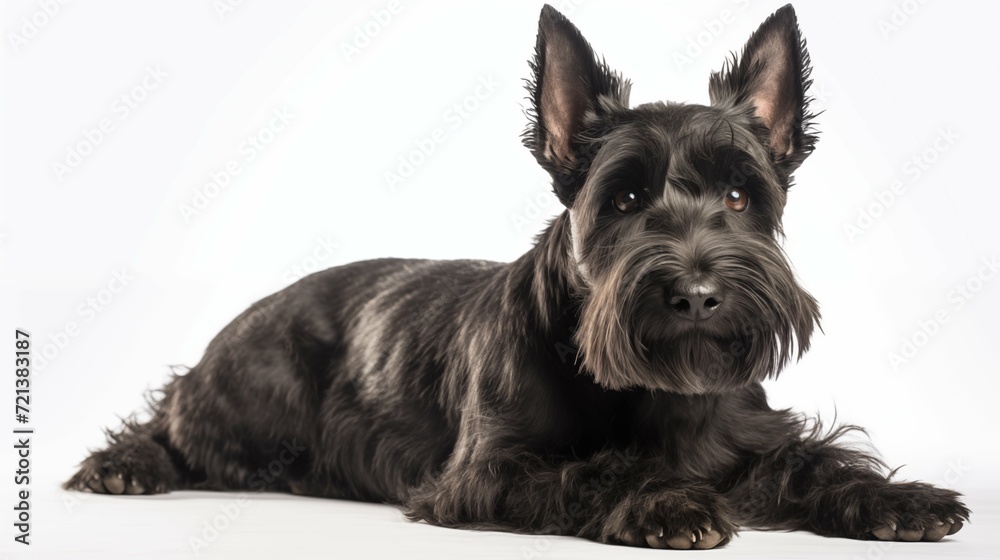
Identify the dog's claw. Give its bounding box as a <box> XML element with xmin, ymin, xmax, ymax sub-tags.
<box><xmin>872</xmin><ymin>525</ymin><xmax>896</xmax><ymax>541</ymax></box>
<box><xmin>897</xmin><ymin>528</ymin><xmax>924</xmax><ymax>541</ymax></box>
<box><xmin>665</xmin><ymin>533</ymin><xmax>693</xmax><ymax>549</ymax></box>
<box><xmin>84</xmin><ymin>474</ymin><xmax>103</xmax><ymax>493</ymax></box>
<box><xmin>102</xmin><ymin>474</ymin><xmax>125</xmax><ymax>494</ymax></box>
<box><xmin>873</xmin><ymin>517</ymin><xmax>962</xmax><ymax>542</ymax></box>
<box><xmin>923</xmin><ymin>521</ymin><xmax>949</xmax><ymax>542</ymax></box>
<box><xmin>125</xmin><ymin>479</ymin><xmax>145</xmax><ymax>495</ymax></box>
<box><xmin>648</xmin><ymin>526</ymin><xmax>724</xmax><ymax>550</ymax></box>
<box><xmin>619</xmin><ymin>532</ymin><xmax>644</xmax><ymax>547</ymax></box>
<box><xmin>694</xmin><ymin>527</ymin><xmax>724</xmax><ymax>549</ymax></box>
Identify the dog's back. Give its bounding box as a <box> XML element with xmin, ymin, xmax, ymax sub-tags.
<box><xmin>65</xmin><ymin>256</ymin><xmax>508</xmax><ymax>498</ymax></box>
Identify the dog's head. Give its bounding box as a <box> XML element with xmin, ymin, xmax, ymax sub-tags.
<box><xmin>524</xmin><ymin>4</ymin><xmax>821</xmax><ymax>394</ymax></box>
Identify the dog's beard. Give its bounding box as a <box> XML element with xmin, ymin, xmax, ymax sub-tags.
<box><xmin>574</xmin><ymin>234</ymin><xmax>820</xmax><ymax>394</ymax></box>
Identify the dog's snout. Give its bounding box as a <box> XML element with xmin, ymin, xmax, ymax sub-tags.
<box><xmin>669</xmin><ymin>280</ymin><xmax>724</xmax><ymax>321</ymax></box>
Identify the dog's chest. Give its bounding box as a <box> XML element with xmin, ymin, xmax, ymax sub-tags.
<box><xmin>522</xmin><ymin>377</ymin><xmax>743</xmax><ymax>475</ymax></box>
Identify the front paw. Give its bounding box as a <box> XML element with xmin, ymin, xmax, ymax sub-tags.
<box><xmin>871</xmin><ymin>518</ymin><xmax>962</xmax><ymax>542</ymax></box>
<box><xmin>601</xmin><ymin>487</ymin><xmax>738</xmax><ymax>550</ymax></box>
<box><xmin>859</xmin><ymin>482</ymin><xmax>969</xmax><ymax>542</ymax></box>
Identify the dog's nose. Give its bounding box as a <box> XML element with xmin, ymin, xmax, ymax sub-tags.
<box><xmin>669</xmin><ymin>280</ymin><xmax>724</xmax><ymax>321</ymax></box>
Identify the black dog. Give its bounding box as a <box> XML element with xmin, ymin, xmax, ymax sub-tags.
<box><xmin>67</xmin><ymin>4</ymin><xmax>969</xmax><ymax>549</ymax></box>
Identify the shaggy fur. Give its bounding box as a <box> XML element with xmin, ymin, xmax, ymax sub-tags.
<box><xmin>66</xmin><ymin>4</ymin><xmax>969</xmax><ymax>549</ymax></box>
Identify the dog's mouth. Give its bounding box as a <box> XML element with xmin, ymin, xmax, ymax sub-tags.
<box><xmin>631</xmin><ymin>289</ymin><xmax>784</xmax><ymax>393</ymax></box>
<box><xmin>581</xmin><ymin>311</ymin><xmax>799</xmax><ymax>394</ymax></box>
<box><xmin>576</xmin><ymin>255</ymin><xmax>820</xmax><ymax>394</ymax></box>
<box><xmin>644</xmin><ymin>279</ymin><xmax>806</xmax><ymax>387</ymax></box>
<box><xmin>643</xmin><ymin>332</ymin><xmax>760</xmax><ymax>392</ymax></box>
<box><xmin>660</xmin><ymin>310</ymin><xmax>732</xmax><ymax>337</ymax></box>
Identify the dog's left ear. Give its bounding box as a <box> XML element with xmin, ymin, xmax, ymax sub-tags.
<box><xmin>709</xmin><ymin>4</ymin><xmax>816</xmax><ymax>174</ymax></box>
<box><xmin>524</xmin><ymin>5</ymin><xmax>630</xmax><ymax>205</ymax></box>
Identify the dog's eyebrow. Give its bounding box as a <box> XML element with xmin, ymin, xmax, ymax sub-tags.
<box><xmin>587</xmin><ymin>127</ymin><xmax>671</xmax><ymax>187</ymax></box>
<box><xmin>685</xmin><ymin>144</ymin><xmax>752</xmax><ymax>176</ymax></box>
<box><xmin>685</xmin><ymin>114</ymin><xmax>745</xmax><ymax>158</ymax></box>
<box><xmin>709</xmin><ymin>114</ymin><xmax>737</xmax><ymax>149</ymax></box>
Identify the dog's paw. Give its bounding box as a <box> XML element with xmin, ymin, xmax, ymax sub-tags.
<box><xmin>862</xmin><ymin>482</ymin><xmax>969</xmax><ymax>542</ymax></box>
<box><xmin>644</xmin><ymin>524</ymin><xmax>727</xmax><ymax>550</ymax></box>
<box><xmin>66</xmin><ymin>463</ymin><xmax>150</xmax><ymax>495</ymax></box>
<box><xmin>871</xmin><ymin>518</ymin><xmax>962</xmax><ymax>542</ymax></box>
<box><xmin>602</xmin><ymin>487</ymin><xmax>737</xmax><ymax>549</ymax></box>
<box><xmin>64</xmin><ymin>434</ymin><xmax>178</xmax><ymax>495</ymax></box>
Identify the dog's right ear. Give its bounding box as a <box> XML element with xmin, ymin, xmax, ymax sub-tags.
<box><xmin>523</xmin><ymin>5</ymin><xmax>629</xmax><ymax>206</ymax></box>
<box><xmin>709</xmin><ymin>5</ymin><xmax>816</xmax><ymax>175</ymax></box>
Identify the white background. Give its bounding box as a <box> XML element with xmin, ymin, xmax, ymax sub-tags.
<box><xmin>2</xmin><ymin>0</ymin><xmax>999</xmax><ymax>558</ymax></box>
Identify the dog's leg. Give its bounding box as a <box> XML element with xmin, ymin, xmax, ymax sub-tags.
<box><xmin>405</xmin><ymin>448</ymin><xmax>738</xmax><ymax>549</ymax></box>
<box><xmin>731</xmin><ymin>425</ymin><xmax>970</xmax><ymax>541</ymax></box>
<box><xmin>63</xmin><ymin>410</ymin><xmax>185</xmax><ymax>495</ymax></box>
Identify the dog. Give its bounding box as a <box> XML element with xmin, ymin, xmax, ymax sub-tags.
<box><xmin>66</xmin><ymin>4</ymin><xmax>969</xmax><ymax>549</ymax></box>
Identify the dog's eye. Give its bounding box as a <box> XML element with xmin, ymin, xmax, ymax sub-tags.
<box><xmin>613</xmin><ymin>189</ymin><xmax>641</xmax><ymax>213</ymax></box>
<box><xmin>724</xmin><ymin>188</ymin><xmax>749</xmax><ymax>212</ymax></box>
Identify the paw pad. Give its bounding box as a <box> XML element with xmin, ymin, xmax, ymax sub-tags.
<box><xmin>68</xmin><ymin>464</ymin><xmax>158</xmax><ymax>496</ymax></box>
<box><xmin>871</xmin><ymin>518</ymin><xmax>963</xmax><ymax>542</ymax></box>
<box><xmin>646</xmin><ymin>525</ymin><xmax>725</xmax><ymax>550</ymax></box>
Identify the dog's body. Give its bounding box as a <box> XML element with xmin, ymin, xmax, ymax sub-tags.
<box><xmin>67</xmin><ymin>4</ymin><xmax>969</xmax><ymax>549</ymax></box>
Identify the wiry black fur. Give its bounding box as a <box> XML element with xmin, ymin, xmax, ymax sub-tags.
<box><xmin>66</xmin><ymin>4</ymin><xmax>969</xmax><ymax>549</ymax></box>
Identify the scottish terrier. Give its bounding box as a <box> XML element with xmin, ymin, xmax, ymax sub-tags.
<box><xmin>66</xmin><ymin>4</ymin><xmax>969</xmax><ymax>549</ymax></box>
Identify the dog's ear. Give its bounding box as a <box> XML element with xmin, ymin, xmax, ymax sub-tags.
<box><xmin>523</xmin><ymin>5</ymin><xmax>629</xmax><ymax>205</ymax></box>
<box><xmin>709</xmin><ymin>4</ymin><xmax>816</xmax><ymax>174</ymax></box>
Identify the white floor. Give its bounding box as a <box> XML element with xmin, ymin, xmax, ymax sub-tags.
<box><xmin>8</xmin><ymin>485</ymin><xmax>998</xmax><ymax>559</ymax></box>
